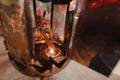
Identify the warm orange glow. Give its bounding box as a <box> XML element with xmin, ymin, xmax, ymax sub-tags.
<box><xmin>45</xmin><ymin>46</ymin><xmax>61</xmax><ymax>58</ymax></box>
<box><xmin>89</xmin><ymin>0</ymin><xmax>103</xmax><ymax>9</ymax></box>
<box><xmin>89</xmin><ymin>0</ymin><xmax>119</xmax><ymax>9</ymax></box>
<box><xmin>49</xmin><ymin>48</ymin><xmax>55</xmax><ymax>55</ymax></box>
<box><xmin>92</xmin><ymin>2</ymin><xmax>97</xmax><ymax>6</ymax></box>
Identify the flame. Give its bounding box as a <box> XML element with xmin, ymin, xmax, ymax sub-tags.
<box><xmin>49</xmin><ymin>48</ymin><xmax>55</xmax><ymax>55</ymax></box>
<box><xmin>45</xmin><ymin>46</ymin><xmax>61</xmax><ymax>58</ymax></box>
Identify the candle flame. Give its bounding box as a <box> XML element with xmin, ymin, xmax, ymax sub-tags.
<box><xmin>45</xmin><ymin>46</ymin><xmax>61</xmax><ymax>58</ymax></box>
<box><xmin>49</xmin><ymin>48</ymin><xmax>55</xmax><ymax>55</ymax></box>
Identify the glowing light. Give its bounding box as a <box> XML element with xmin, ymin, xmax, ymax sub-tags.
<box><xmin>45</xmin><ymin>46</ymin><xmax>61</xmax><ymax>58</ymax></box>
<box><xmin>49</xmin><ymin>48</ymin><xmax>55</xmax><ymax>55</ymax></box>
<box><xmin>89</xmin><ymin>0</ymin><xmax>103</xmax><ymax>9</ymax></box>
<box><xmin>92</xmin><ymin>2</ymin><xmax>97</xmax><ymax>6</ymax></box>
<box><xmin>89</xmin><ymin>0</ymin><xmax>119</xmax><ymax>9</ymax></box>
